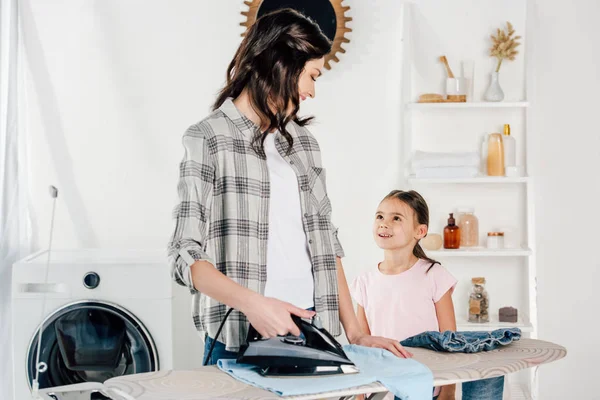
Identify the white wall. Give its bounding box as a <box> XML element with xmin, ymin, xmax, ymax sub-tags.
<box><xmin>17</xmin><ymin>0</ymin><xmax>600</xmax><ymax>398</ymax></box>
<box><xmin>21</xmin><ymin>0</ymin><xmax>405</xmax><ymax>258</ymax></box>
<box><xmin>532</xmin><ymin>0</ymin><xmax>600</xmax><ymax>398</ymax></box>
<box><xmin>21</xmin><ymin>0</ymin><xmax>247</xmax><ymax>250</ymax></box>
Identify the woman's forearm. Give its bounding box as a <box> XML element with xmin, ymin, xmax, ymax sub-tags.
<box><xmin>190</xmin><ymin>260</ymin><xmax>261</xmax><ymax>314</ymax></box>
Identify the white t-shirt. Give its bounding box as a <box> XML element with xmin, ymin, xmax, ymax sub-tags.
<box><xmin>263</xmin><ymin>133</ymin><xmax>314</xmax><ymax>309</ymax></box>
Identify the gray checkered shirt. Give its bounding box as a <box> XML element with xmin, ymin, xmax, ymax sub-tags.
<box><xmin>168</xmin><ymin>98</ymin><xmax>344</xmax><ymax>351</ymax></box>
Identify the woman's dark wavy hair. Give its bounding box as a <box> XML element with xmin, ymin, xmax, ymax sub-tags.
<box><xmin>213</xmin><ymin>9</ymin><xmax>331</xmax><ymax>155</ymax></box>
<box><xmin>383</xmin><ymin>190</ymin><xmax>440</xmax><ymax>273</ymax></box>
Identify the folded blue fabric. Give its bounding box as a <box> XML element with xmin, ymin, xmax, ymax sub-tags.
<box><xmin>217</xmin><ymin>344</ymin><xmax>433</xmax><ymax>399</ymax></box>
<box><xmin>400</xmin><ymin>328</ymin><xmax>521</xmax><ymax>353</ymax></box>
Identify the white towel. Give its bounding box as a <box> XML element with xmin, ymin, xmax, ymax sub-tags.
<box><xmin>415</xmin><ymin>166</ymin><xmax>480</xmax><ymax>179</ymax></box>
<box><xmin>412</xmin><ymin>150</ymin><xmax>480</xmax><ymax>169</ymax></box>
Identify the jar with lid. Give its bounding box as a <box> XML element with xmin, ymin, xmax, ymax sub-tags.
<box><xmin>487</xmin><ymin>232</ymin><xmax>505</xmax><ymax>249</ymax></box>
<box><xmin>468</xmin><ymin>277</ymin><xmax>489</xmax><ymax>323</ymax></box>
<box><xmin>457</xmin><ymin>208</ymin><xmax>479</xmax><ymax>247</ymax></box>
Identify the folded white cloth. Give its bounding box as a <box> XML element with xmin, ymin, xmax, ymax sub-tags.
<box><xmin>412</xmin><ymin>150</ymin><xmax>480</xmax><ymax>169</ymax></box>
<box><xmin>415</xmin><ymin>166</ymin><xmax>480</xmax><ymax>179</ymax></box>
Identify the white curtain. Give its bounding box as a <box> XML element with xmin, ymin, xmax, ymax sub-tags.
<box><xmin>1</xmin><ymin>0</ymin><xmax>32</xmax><ymax>398</ymax></box>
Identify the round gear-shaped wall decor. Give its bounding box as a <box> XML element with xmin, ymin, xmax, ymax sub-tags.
<box><xmin>240</xmin><ymin>0</ymin><xmax>352</xmax><ymax>70</ymax></box>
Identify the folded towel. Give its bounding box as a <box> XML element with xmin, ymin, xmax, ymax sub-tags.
<box><xmin>412</xmin><ymin>150</ymin><xmax>480</xmax><ymax>169</ymax></box>
<box><xmin>415</xmin><ymin>166</ymin><xmax>479</xmax><ymax>179</ymax></box>
<box><xmin>401</xmin><ymin>328</ymin><xmax>522</xmax><ymax>353</ymax></box>
<box><xmin>218</xmin><ymin>344</ymin><xmax>433</xmax><ymax>399</ymax></box>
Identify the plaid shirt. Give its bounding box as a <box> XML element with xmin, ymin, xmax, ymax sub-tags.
<box><xmin>168</xmin><ymin>98</ymin><xmax>344</xmax><ymax>351</ymax></box>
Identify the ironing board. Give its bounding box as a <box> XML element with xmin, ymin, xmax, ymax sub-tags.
<box><xmin>39</xmin><ymin>338</ymin><xmax>566</xmax><ymax>400</ymax></box>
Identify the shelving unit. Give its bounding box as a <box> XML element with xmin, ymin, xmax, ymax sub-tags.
<box><xmin>408</xmin><ymin>176</ymin><xmax>530</xmax><ymax>184</ymax></box>
<box><xmin>457</xmin><ymin>316</ymin><xmax>534</xmax><ymax>333</ymax></box>
<box><xmin>406</xmin><ymin>101</ymin><xmax>530</xmax><ymax>110</ymax></box>
<box><xmin>399</xmin><ymin>1</ymin><xmax>538</xmax><ymax>398</ymax></box>
<box><xmin>427</xmin><ymin>247</ymin><xmax>532</xmax><ymax>257</ymax></box>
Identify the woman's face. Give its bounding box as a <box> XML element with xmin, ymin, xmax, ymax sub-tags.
<box><xmin>298</xmin><ymin>57</ymin><xmax>325</xmax><ymax>102</ymax></box>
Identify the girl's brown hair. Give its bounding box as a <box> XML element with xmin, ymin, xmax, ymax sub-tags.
<box><xmin>383</xmin><ymin>190</ymin><xmax>439</xmax><ymax>272</ymax></box>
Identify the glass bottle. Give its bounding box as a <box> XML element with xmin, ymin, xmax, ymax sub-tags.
<box><xmin>443</xmin><ymin>213</ymin><xmax>460</xmax><ymax>249</ymax></box>
<box><xmin>468</xmin><ymin>277</ymin><xmax>489</xmax><ymax>323</ymax></box>
<box><xmin>487</xmin><ymin>133</ymin><xmax>505</xmax><ymax>176</ymax></box>
<box><xmin>457</xmin><ymin>208</ymin><xmax>479</xmax><ymax>247</ymax></box>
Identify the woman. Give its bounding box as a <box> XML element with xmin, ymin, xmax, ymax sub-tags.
<box><xmin>168</xmin><ymin>8</ymin><xmax>411</xmax><ymax>365</ymax></box>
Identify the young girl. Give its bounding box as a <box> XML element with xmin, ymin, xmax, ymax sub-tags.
<box><xmin>351</xmin><ymin>190</ymin><xmax>457</xmax><ymax>400</ymax></box>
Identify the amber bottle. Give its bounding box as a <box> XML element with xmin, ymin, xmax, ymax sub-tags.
<box><xmin>444</xmin><ymin>213</ymin><xmax>461</xmax><ymax>249</ymax></box>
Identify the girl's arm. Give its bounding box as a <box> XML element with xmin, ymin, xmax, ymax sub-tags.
<box><xmin>356</xmin><ymin>304</ymin><xmax>371</xmax><ymax>335</ymax></box>
<box><xmin>435</xmin><ymin>290</ymin><xmax>457</xmax><ymax>400</ymax></box>
<box><xmin>435</xmin><ymin>289</ymin><xmax>457</xmax><ymax>332</ymax></box>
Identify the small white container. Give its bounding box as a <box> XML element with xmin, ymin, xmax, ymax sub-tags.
<box><xmin>446</xmin><ymin>77</ymin><xmax>467</xmax><ymax>96</ymax></box>
<box><xmin>487</xmin><ymin>232</ymin><xmax>505</xmax><ymax>249</ymax></box>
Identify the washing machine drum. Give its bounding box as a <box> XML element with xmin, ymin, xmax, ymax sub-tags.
<box><xmin>27</xmin><ymin>301</ymin><xmax>158</xmax><ymax>390</ymax></box>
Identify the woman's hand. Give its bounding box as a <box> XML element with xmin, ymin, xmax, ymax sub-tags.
<box><xmin>352</xmin><ymin>334</ymin><xmax>413</xmax><ymax>358</ymax></box>
<box><xmin>241</xmin><ymin>294</ymin><xmax>315</xmax><ymax>338</ymax></box>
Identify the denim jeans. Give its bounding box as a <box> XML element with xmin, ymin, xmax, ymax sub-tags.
<box><xmin>203</xmin><ymin>335</ymin><xmax>238</xmax><ymax>366</ymax></box>
<box><xmin>461</xmin><ymin>376</ymin><xmax>505</xmax><ymax>400</ymax></box>
<box><xmin>400</xmin><ymin>328</ymin><xmax>521</xmax><ymax>353</ymax></box>
<box><xmin>398</xmin><ymin>329</ymin><xmax>518</xmax><ymax>400</ymax></box>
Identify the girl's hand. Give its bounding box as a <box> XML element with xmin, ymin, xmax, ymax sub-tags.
<box><xmin>242</xmin><ymin>294</ymin><xmax>315</xmax><ymax>338</ymax></box>
<box><xmin>352</xmin><ymin>334</ymin><xmax>413</xmax><ymax>358</ymax></box>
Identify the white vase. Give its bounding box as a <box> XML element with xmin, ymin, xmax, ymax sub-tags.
<box><xmin>484</xmin><ymin>72</ymin><xmax>504</xmax><ymax>102</ymax></box>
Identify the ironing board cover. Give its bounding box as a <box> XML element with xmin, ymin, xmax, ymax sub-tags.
<box><xmin>97</xmin><ymin>338</ymin><xmax>565</xmax><ymax>399</ymax></box>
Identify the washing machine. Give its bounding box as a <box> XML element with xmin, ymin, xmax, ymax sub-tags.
<box><xmin>11</xmin><ymin>248</ymin><xmax>203</xmax><ymax>400</ymax></box>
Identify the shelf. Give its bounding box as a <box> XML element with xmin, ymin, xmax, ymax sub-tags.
<box><xmin>456</xmin><ymin>315</ymin><xmax>534</xmax><ymax>333</ymax></box>
<box><xmin>427</xmin><ymin>247</ymin><xmax>532</xmax><ymax>257</ymax></box>
<box><xmin>406</xmin><ymin>101</ymin><xmax>530</xmax><ymax>110</ymax></box>
<box><xmin>408</xmin><ymin>175</ymin><xmax>529</xmax><ymax>184</ymax></box>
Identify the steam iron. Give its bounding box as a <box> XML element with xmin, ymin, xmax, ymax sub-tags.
<box><xmin>237</xmin><ymin>315</ymin><xmax>359</xmax><ymax>376</ymax></box>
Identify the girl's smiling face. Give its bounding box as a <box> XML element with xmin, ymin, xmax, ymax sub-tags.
<box><xmin>373</xmin><ymin>198</ymin><xmax>427</xmax><ymax>251</ymax></box>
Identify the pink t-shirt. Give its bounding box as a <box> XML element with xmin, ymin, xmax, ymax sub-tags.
<box><xmin>351</xmin><ymin>259</ymin><xmax>457</xmax><ymax>342</ymax></box>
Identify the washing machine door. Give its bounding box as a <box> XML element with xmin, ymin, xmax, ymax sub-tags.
<box><xmin>27</xmin><ymin>301</ymin><xmax>158</xmax><ymax>391</ymax></box>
